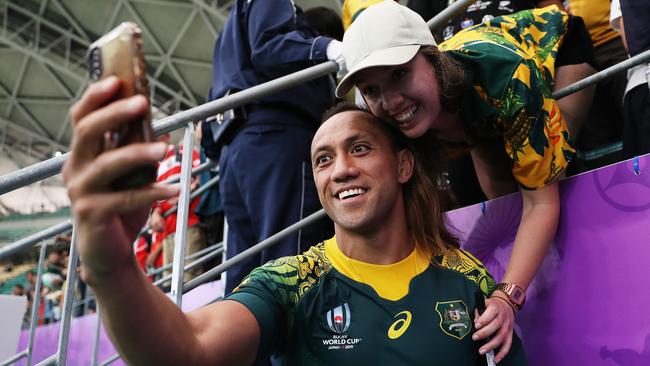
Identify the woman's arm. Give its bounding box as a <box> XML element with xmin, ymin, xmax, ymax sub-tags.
<box><xmin>472</xmin><ymin>182</ymin><xmax>560</xmax><ymax>362</ymax></box>
<box><xmin>500</xmin><ymin>183</ymin><xmax>559</xmax><ymax>292</ymax></box>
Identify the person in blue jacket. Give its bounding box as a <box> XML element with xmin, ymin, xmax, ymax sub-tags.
<box><xmin>204</xmin><ymin>0</ymin><xmax>343</xmax><ymax>292</ymax></box>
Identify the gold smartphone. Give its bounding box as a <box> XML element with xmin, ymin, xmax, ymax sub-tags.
<box><xmin>88</xmin><ymin>22</ymin><xmax>157</xmax><ymax>189</ymax></box>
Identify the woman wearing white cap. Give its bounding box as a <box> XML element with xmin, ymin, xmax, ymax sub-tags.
<box><xmin>337</xmin><ymin>1</ymin><xmax>597</xmax><ymax>362</ymax></box>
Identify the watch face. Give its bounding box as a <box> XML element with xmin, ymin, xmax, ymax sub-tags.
<box><xmin>512</xmin><ymin>288</ymin><xmax>524</xmax><ymax>302</ymax></box>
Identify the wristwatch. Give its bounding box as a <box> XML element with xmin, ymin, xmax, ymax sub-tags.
<box><xmin>495</xmin><ymin>283</ymin><xmax>526</xmax><ymax>310</ymax></box>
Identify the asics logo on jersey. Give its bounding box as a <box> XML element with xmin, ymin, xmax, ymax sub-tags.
<box><xmin>387</xmin><ymin>311</ymin><xmax>412</xmax><ymax>340</ymax></box>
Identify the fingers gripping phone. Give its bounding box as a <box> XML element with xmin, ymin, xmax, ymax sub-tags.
<box><xmin>475</xmin><ymin>291</ymin><xmax>497</xmax><ymax>366</ymax></box>
<box><xmin>87</xmin><ymin>22</ymin><xmax>157</xmax><ymax>189</ymax></box>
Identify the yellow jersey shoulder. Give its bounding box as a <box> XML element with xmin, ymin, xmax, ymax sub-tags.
<box><xmin>434</xmin><ymin>248</ymin><xmax>496</xmax><ymax>296</ymax></box>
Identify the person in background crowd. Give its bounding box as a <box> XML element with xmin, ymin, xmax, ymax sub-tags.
<box><xmin>409</xmin><ymin>0</ymin><xmax>537</xmax><ymax>42</ymax></box>
<box><xmin>133</xmin><ymin>228</ymin><xmax>155</xmax><ymax>281</ymax></box>
<box><xmin>24</xmin><ymin>269</ymin><xmax>36</xmax><ymax>294</ymax></box>
<box><xmin>341</xmin><ymin>0</ymin><xmax>387</xmax><ymax>31</ymax></box>
<box><xmin>565</xmin><ymin>0</ymin><xmax>628</xmax><ymax>172</ymax></box>
<box><xmin>193</xmin><ymin>123</ymin><xmax>224</xmax><ymax>276</ymax></box>
<box><xmin>303</xmin><ymin>6</ymin><xmax>344</xmax><ymax>41</ymax></box>
<box><xmin>336</xmin><ymin>1</ymin><xmax>596</xmax><ymax>360</ymax></box>
<box><xmin>202</xmin><ymin>1</ymin><xmax>339</xmax><ymax>293</ymax></box>
<box><xmin>11</xmin><ymin>283</ymin><xmax>25</xmax><ymax>296</ymax></box>
<box><xmin>145</xmin><ymin>231</ymin><xmax>164</xmax><ymax>277</ymax></box>
<box><xmin>616</xmin><ymin>0</ymin><xmax>650</xmax><ymax>158</ymax></box>
<box><xmin>149</xmin><ymin>134</ymin><xmax>205</xmax><ymax>282</ymax></box>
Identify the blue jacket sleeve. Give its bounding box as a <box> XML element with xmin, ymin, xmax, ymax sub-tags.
<box><xmin>246</xmin><ymin>0</ymin><xmax>332</xmax><ymax>73</ymax></box>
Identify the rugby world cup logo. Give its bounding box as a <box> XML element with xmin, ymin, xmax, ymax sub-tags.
<box><xmin>326</xmin><ymin>303</ymin><xmax>351</xmax><ymax>334</ymax></box>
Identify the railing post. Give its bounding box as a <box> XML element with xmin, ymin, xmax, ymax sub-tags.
<box><xmin>91</xmin><ymin>306</ymin><xmax>101</xmax><ymax>366</ymax></box>
<box><xmin>25</xmin><ymin>241</ymin><xmax>48</xmax><ymax>366</ymax></box>
<box><xmin>170</xmin><ymin>122</ymin><xmax>196</xmax><ymax>307</ymax></box>
<box><xmin>55</xmin><ymin>227</ymin><xmax>80</xmax><ymax>366</ymax></box>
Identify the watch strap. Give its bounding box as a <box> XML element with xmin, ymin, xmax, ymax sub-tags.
<box><xmin>495</xmin><ymin>282</ymin><xmax>525</xmax><ymax>310</ymax></box>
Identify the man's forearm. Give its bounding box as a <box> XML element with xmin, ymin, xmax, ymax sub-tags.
<box><xmin>88</xmin><ymin>258</ymin><xmax>201</xmax><ymax>365</ymax></box>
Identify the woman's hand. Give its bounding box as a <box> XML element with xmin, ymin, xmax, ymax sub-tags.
<box><xmin>473</xmin><ymin>291</ymin><xmax>516</xmax><ymax>363</ymax></box>
<box><xmin>63</xmin><ymin>76</ymin><xmax>178</xmax><ymax>285</ymax></box>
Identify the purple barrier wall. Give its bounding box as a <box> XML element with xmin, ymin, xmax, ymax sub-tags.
<box><xmin>448</xmin><ymin>155</ymin><xmax>650</xmax><ymax>365</ymax></box>
<box><xmin>15</xmin><ymin>279</ymin><xmax>224</xmax><ymax>365</ymax></box>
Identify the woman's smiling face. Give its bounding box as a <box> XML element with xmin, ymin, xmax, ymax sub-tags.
<box><xmin>354</xmin><ymin>52</ymin><xmax>444</xmax><ymax>139</ymax></box>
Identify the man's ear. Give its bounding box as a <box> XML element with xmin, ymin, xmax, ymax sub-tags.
<box><xmin>397</xmin><ymin>149</ymin><xmax>414</xmax><ymax>184</ymax></box>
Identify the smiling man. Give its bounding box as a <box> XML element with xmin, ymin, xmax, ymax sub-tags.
<box><xmin>64</xmin><ymin>81</ymin><xmax>525</xmax><ymax>364</ymax></box>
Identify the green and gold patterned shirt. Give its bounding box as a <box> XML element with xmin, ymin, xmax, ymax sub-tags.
<box><xmin>439</xmin><ymin>6</ymin><xmax>575</xmax><ymax>190</ymax></box>
<box><xmin>226</xmin><ymin>238</ymin><xmax>527</xmax><ymax>365</ymax></box>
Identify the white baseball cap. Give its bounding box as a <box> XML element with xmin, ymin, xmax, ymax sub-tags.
<box><xmin>335</xmin><ymin>0</ymin><xmax>436</xmax><ymax>98</ymax></box>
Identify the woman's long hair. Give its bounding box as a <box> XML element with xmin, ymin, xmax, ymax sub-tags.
<box><xmin>321</xmin><ymin>104</ymin><xmax>459</xmax><ymax>255</ymax></box>
<box><xmin>419</xmin><ymin>46</ymin><xmax>465</xmax><ymax>114</ymax></box>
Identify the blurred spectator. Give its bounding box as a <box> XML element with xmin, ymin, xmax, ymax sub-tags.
<box><xmin>146</xmin><ymin>231</ymin><xmax>164</xmax><ymax>276</ymax></box>
<box><xmin>11</xmin><ymin>283</ymin><xmax>25</xmax><ymax>296</ymax></box>
<box><xmin>409</xmin><ymin>0</ymin><xmax>536</xmax><ymax>42</ymax></box>
<box><xmin>342</xmin><ymin>0</ymin><xmax>386</xmax><ymax>31</ymax></box>
<box><xmin>1</xmin><ymin>259</ymin><xmax>14</xmax><ymax>273</ymax></box>
<box><xmin>134</xmin><ymin>228</ymin><xmax>155</xmax><ymax>280</ymax></box>
<box><xmin>303</xmin><ymin>6</ymin><xmax>344</xmax><ymax>41</ymax></box>
<box><xmin>204</xmin><ymin>1</ymin><xmax>337</xmax><ymax>293</ymax></box>
<box><xmin>24</xmin><ymin>269</ymin><xmax>36</xmax><ymax>294</ymax></box>
<box><xmin>617</xmin><ymin>0</ymin><xmax>650</xmax><ymax>158</ymax></box>
<box><xmin>44</xmin><ymin>249</ymin><xmax>65</xmax><ymax>277</ymax></box>
<box><xmin>567</xmin><ymin>0</ymin><xmax>628</xmax><ymax>172</ymax></box>
<box><xmin>194</xmin><ymin>124</ymin><xmax>223</xmax><ymax>275</ymax></box>
<box><xmin>150</xmin><ymin>135</ymin><xmax>205</xmax><ymax>282</ymax></box>
<box><xmin>41</xmin><ymin>272</ymin><xmax>63</xmax><ymax>291</ymax></box>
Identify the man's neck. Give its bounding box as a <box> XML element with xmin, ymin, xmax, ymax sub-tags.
<box><xmin>333</xmin><ymin>219</ymin><xmax>414</xmax><ymax>265</ymax></box>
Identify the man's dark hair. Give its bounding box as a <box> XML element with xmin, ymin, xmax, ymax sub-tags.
<box><xmin>320</xmin><ymin>103</ymin><xmax>459</xmax><ymax>256</ymax></box>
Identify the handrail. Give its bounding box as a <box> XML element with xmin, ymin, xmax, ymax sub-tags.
<box><xmin>0</xmin><ymin>350</ymin><xmax>27</xmax><ymax>366</ymax></box>
<box><xmin>148</xmin><ymin>241</ymin><xmax>223</xmax><ymax>277</ymax></box>
<box><xmin>0</xmin><ymin>153</ymin><xmax>70</xmax><ymax>196</ymax></box>
<box><xmin>153</xmin><ymin>244</ymin><xmax>224</xmax><ymax>288</ymax></box>
<box><xmin>553</xmin><ymin>49</ymin><xmax>650</xmax><ymax>100</ymax></box>
<box><xmin>0</xmin><ymin>61</ymin><xmax>337</xmax><ymax>195</ymax></box>
<box><xmin>427</xmin><ymin>0</ymin><xmax>477</xmax><ymax>32</ymax></box>
<box><xmin>163</xmin><ymin>171</ymin><xmax>219</xmax><ymax>218</ymax></box>
<box><xmin>184</xmin><ymin>209</ymin><xmax>328</xmax><ymax>292</ymax></box>
<box><xmin>0</xmin><ymin>220</ymin><xmax>73</xmax><ymax>260</ymax></box>
<box><xmin>160</xmin><ymin>159</ymin><xmax>216</xmax><ymax>185</ymax></box>
<box><xmin>72</xmin><ymin>243</ymin><xmax>224</xmax><ymax>309</ymax></box>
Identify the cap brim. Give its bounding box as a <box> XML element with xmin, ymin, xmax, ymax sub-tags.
<box><xmin>335</xmin><ymin>44</ymin><xmax>421</xmax><ymax>98</ymax></box>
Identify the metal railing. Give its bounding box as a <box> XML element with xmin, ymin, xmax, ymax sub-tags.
<box><xmin>4</xmin><ymin>1</ymin><xmax>650</xmax><ymax>364</ymax></box>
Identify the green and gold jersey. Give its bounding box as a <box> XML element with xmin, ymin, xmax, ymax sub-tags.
<box><xmin>439</xmin><ymin>6</ymin><xmax>575</xmax><ymax>190</ymax></box>
<box><xmin>226</xmin><ymin>238</ymin><xmax>527</xmax><ymax>365</ymax></box>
